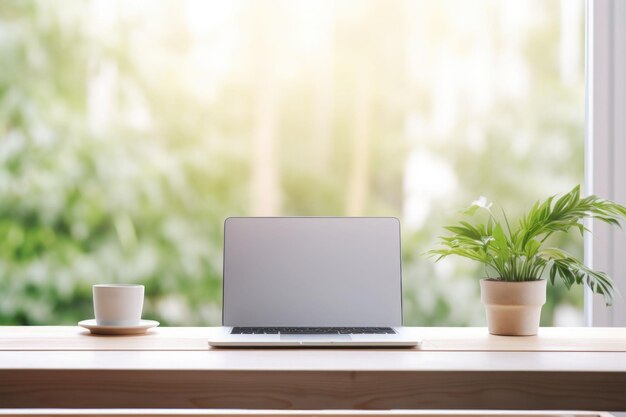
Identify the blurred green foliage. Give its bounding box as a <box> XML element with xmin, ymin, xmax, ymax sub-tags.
<box><xmin>0</xmin><ymin>0</ymin><xmax>584</xmax><ymax>326</ymax></box>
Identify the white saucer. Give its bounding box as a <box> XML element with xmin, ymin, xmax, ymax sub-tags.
<box><xmin>78</xmin><ymin>319</ymin><xmax>160</xmax><ymax>335</ymax></box>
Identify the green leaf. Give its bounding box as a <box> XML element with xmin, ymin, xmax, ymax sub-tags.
<box><xmin>462</xmin><ymin>204</ymin><xmax>480</xmax><ymax>216</ymax></box>
<box><xmin>491</xmin><ymin>223</ymin><xmax>509</xmax><ymax>250</ymax></box>
<box><xmin>523</xmin><ymin>239</ymin><xmax>541</xmax><ymax>258</ymax></box>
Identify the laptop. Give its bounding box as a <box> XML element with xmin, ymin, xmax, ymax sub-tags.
<box><xmin>208</xmin><ymin>217</ymin><xmax>420</xmax><ymax>347</ymax></box>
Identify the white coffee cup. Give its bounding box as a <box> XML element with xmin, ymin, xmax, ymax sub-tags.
<box><xmin>93</xmin><ymin>284</ymin><xmax>144</xmax><ymax>326</ymax></box>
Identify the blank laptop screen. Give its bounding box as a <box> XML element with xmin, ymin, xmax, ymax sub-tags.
<box><xmin>222</xmin><ymin>217</ymin><xmax>402</xmax><ymax>327</ymax></box>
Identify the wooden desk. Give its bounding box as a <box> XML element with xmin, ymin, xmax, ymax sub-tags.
<box><xmin>1</xmin><ymin>327</ymin><xmax>626</xmax><ymax>411</ymax></box>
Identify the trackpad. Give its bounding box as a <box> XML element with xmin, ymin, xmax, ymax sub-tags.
<box><xmin>280</xmin><ymin>334</ymin><xmax>352</xmax><ymax>341</ymax></box>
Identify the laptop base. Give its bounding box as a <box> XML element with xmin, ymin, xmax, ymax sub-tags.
<box><xmin>208</xmin><ymin>326</ymin><xmax>421</xmax><ymax>348</ymax></box>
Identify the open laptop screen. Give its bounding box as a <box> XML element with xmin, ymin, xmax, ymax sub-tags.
<box><xmin>222</xmin><ymin>217</ymin><xmax>402</xmax><ymax>327</ymax></box>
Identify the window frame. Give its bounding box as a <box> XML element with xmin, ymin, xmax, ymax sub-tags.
<box><xmin>585</xmin><ymin>0</ymin><xmax>626</xmax><ymax>326</ymax></box>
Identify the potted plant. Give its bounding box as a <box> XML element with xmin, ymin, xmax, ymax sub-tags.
<box><xmin>427</xmin><ymin>185</ymin><xmax>626</xmax><ymax>336</ymax></box>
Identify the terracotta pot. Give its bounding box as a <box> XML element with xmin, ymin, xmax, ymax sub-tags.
<box><xmin>480</xmin><ymin>279</ymin><xmax>547</xmax><ymax>336</ymax></box>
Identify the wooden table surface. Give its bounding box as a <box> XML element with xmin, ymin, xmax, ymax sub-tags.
<box><xmin>1</xmin><ymin>327</ymin><xmax>626</xmax><ymax>411</ymax></box>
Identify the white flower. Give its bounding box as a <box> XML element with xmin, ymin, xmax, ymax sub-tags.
<box><xmin>472</xmin><ymin>196</ymin><xmax>493</xmax><ymax>210</ymax></box>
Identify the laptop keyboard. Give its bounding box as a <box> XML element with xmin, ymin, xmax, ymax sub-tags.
<box><xmin>231</xmin><ymin>327</ymin><xmax>396</xmax><ymax>335</ymax></box>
